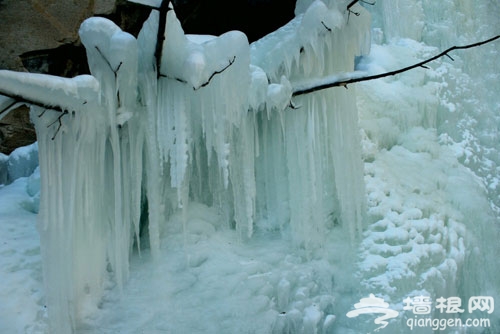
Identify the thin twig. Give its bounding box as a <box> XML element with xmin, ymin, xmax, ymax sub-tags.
<box><xmin>38</xmin><ymin>108</ymin><xmax>49</xmax><ymax>118</ymax></box>
<box><xmin>158</xmin><ymin>73</ymin><xmax>188</xmax><ymax>84</ymax></box>
<box><xmin>94</xmin><ymin>46</ymin><xmax>123</xmax><ymax>74</ymax></box>
<box><xmin>48</xmin><ymin>110</ymin><xmax>69</xmax><ymax>140</ymax></box>
<box><xmin>347</xmin><ymin>0</ymin><xmax>375</xmax><ymax>11</ymax></box>
<box><xmin>289</xmin><ymin>101</ymin><xmax>300</xmax><ymax>110</ymax></box>
<box><xmin>292</xmin><ymin>34</ymin><xmax>500</xmax><ymax>96</ymax></box>
<box><xmin>321</xmin><ymin>21</ymin><xmax>332</xmax><ymax>32</ymax></box>
<box><xmin>95</xmin><ymin>46</ymin><xmax>123</xmax><ymax>107</ymax></box>
<box><xmin>0</xmin><ymin>99</ymin><xmax>18</xmax><ymax>118</ymax></box>
<box><xmin>347</xmin><ymin>0</ymin><xmax>375</xmax><ymax>22</ymax></box>
<box><xmin>160</xmin><ymin>56</ymin><xmax>236</xmax><ymax>89</ymax></box>
<box><xmin>194</xmin><ymin>56</ymin><xmax>236</xmax><ymax>90</ymax></box>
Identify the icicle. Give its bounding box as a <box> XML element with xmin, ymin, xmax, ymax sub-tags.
<box><xmin>250</xmin><ymin>0</ymin><xmax>370</xmax><ymax>247</ymax></box>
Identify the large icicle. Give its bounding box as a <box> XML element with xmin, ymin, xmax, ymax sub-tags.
<box><xmin>156</xmin><ymin>9</ymin><xmax>255</xmax><ymax>237</ymax></box>
<box><xmin>23</xmin><ymin>17</ymin><xmax>146</xmax><ymax>333</ymax></box>
<box><xmin>251</xmin><ymin>0</ymin><xmax>370</xmax><ymax>246</ymax></box>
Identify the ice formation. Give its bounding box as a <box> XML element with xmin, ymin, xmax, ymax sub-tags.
<box><xmin>1</xmin><ymin>0</ymin><xmax>499</xmax><ymax>332</ymax></box>
<box><xmin>350</xmin><ymin>0</ymin><xmax>500</xmax><ymax>331</ymax></box>
<box><xmin>0</xmin><ymin>0</ymin><xmax>371</xmax><ymax>331</ymax></box>
<box><xmin>0</xmin><ymin>142</ymin><xmax>38</xmax><ymax>185</ymax></box>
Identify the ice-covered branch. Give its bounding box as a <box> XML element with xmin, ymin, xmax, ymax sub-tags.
<box><xmin>0</xmin><ymin>70</ymin><xmax>99</xmax><ymax>111</ymax></box>
<box><xmin>0</xmin><ymin>87</ymin><xmax>65</xmax><ymax>114</ymax></box>
<box><xmin>0</xmin><ymin>70</ymin><xmax>100</xmax><ymax>139</ymax></box>
<box><xmin>0</xmin><ymin>90</ymin><xmax>70</xmax><ymax>139</ymax></box>
<box><xmin>292</xmin><ymin>34</ymin><xmax>500</xmax><ymax>96</ymax></box>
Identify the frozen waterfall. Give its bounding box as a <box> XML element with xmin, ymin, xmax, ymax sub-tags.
<box><xmin>0</xmin><ymin>0</ymin><xmax>369</xmax><ymax>331</ymax></box>
<box><xmin>0</xmin><ymin>0</ymin><xmax>499</xmax><ymax>333</ymax></box>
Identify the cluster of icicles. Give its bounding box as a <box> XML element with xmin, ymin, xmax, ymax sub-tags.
<box><xmin>0</xmin><ymin>0</ymin><xmax>370</xmax><ymax>331</ymax></box>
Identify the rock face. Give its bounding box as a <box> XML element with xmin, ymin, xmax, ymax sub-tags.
<box><xmin>0</xmin><ymin>105</ymin><xmax>36</xmax><ymax>155</ymax></box>
<box><xmin>0</xmin><ymin>0</ymin><xmax>116</xmax><ymax>154</ymax></box>
<box><xmin>0</xmin><ymin>0</ymin><xmax>116</xmax><ymax>72</ymax></box>
<box><xmin>173</xmin><ymin>0</ymin><xmax>296</xmax><ymax>43</ymax></box>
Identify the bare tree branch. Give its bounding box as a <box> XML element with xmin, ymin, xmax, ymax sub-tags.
<box><xmin>194</xmin><ymin>56</ymin><xmax>236</xmax><ymax>90</ymax></box>
<box><xmin>47</xmin><ymin>110</ymin><xmax>69</xmax><ymax>140</ymax></box>
<box><xmin>292</xmin><ymin>34</ymin><xmax>500</xmax><ymax>96</ymax></box>
<box><xmin>95</xmin><ymin>46</ymin><xmax>124</xmax><ymax>107</ymax></box>
<box><xmin>321</xmin><ymin>21</ymin><xmax>332</xmax><ymax>32</ymax></box>
<box><xmin>347</xmin><ymin>0</ymin><xmax>375</xmax><ymax>19</ymax></box>
<box><xmin>160</xmin><ymin>56</ymin><xmax>237</xmax><ymax>90</ymax></box>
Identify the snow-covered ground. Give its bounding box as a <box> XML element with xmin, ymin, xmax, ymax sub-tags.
<box><xmin>1</xmin><ymin>0</ymin><xmax>499</xmax><ymax>333</ymax></box>
<box><xmin>0</xmin><ymin>167</ymin><xmax>46</xmax><ymax>333</ymax></box>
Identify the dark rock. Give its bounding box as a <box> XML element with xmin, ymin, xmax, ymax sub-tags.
<box><xmin>172</xmin><ymin>0</ymin><xmax>296</xmax><ymax>43</ymax></box>
<box><xmin>0</xmin><ymin>105</ymin><xmax>36</xmax><ymax>155</ymax></box>
<box><xmin>20</xmin><ymin>44</ymin><xmax>90</xmax><ymax>78</ymax></box>
<box><xmin>0</xmin><ymin>0</ymin><xmax>297</xmax><ymax>154</ymax></box>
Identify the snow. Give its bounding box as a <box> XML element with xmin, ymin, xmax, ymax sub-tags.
<box><xmin>0</xmin><ymin>143</ymin><xmax>39</xmax><ymax>185</ymax></box>
<box><xmin>0</xmin><ymin>0</ymin><xmax>500</xmax><ymax>333</ymax></box>
<box><xmin>0</xmin><ymin>176</ymin><xmax>46</xmax><ymax>333</ymax></box>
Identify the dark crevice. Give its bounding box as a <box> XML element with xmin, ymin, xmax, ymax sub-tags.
<box><xmin>20</xmin><ymin>43</ymin><xmax>90</xmax><ymax>78</ymax></box>
<box><xmin>172</xmin><ymin>0</ymin><xmax>297</xmax><ymax>43</ymax></box>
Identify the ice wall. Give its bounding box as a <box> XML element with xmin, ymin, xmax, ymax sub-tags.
<box><xmin>0</xmin><ymin>0</ymin><xmax>372</xmax><ymax>331</ymax></box>
<box><xmin>352</xmin><ymin>0</ymin><xmax>500</xmax><ymax>331</ymax></box>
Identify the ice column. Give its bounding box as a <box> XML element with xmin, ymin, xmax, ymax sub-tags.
<box><xmin>28</xmin><ymin>17</ymin><xmax>145</xmax><ymax>332</ymax></box>
<box><xmin>251</xmin><ymin>0</ymin><xmax>370</xmax><ymax>246</ymax></box>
